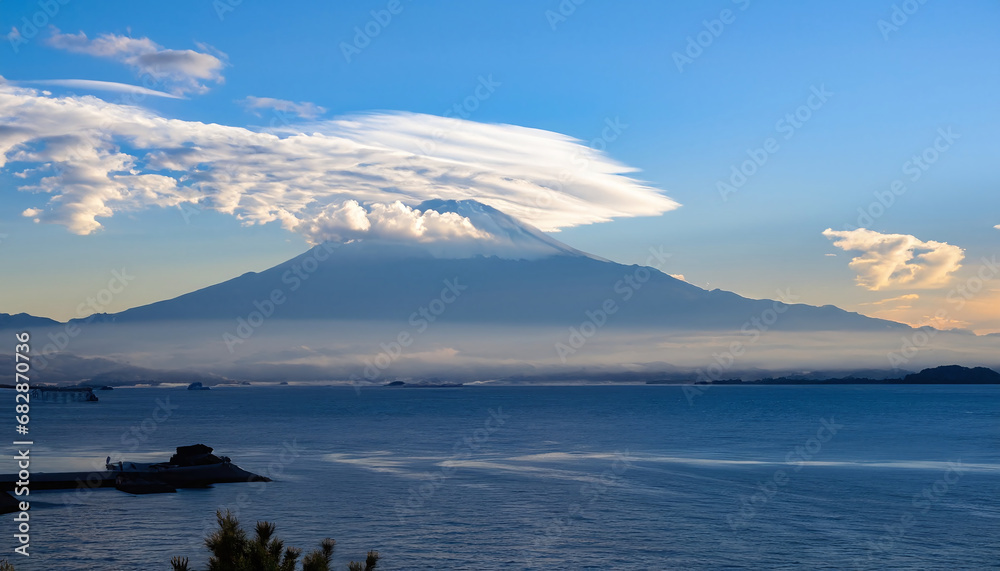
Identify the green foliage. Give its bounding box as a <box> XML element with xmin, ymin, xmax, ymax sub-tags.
<box><xmin>172</xmin><ymin>510</ymin><xmax>379</xmax><ymax>571</ymax></box>
<box><xmin>0</xmin><ymin>560</ymin><xmax>14</xmax><ymax>571</ymax></box>
<box><xmin>302</xmin><ymin>538</ymin><xmax>335</xmax><ymax>571</ymax></box>
<box><xmin>347</xmin><ymin>551</ymin><xmax>380</xmax><ymax>571</ymax></box>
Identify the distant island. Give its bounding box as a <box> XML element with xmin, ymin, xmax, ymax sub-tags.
<box><xmin>646</xmin><ymin>365</ymin><xmax>1000</xmax><ymax>386</ymax></box>
<box><xmin>0</xmin><ymin>385</ymin><xmax>99</xmax><ymax>402</ymax></box>
<box><xmin>384</xmin><ymin>380</ymin><xmax>464</xmax><ymax>388</ymax></box>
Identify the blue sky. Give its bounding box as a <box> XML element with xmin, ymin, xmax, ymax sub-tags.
<box><xmin>1</xmin><ymin>0</ymin><xmax>998</xmax><ymax>331</ymax></box>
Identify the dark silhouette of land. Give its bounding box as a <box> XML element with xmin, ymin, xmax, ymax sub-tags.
<box><xmin>651</xmin><ymin>365</ymin><xmax>1000</xmax><ymax>386</ymax></box>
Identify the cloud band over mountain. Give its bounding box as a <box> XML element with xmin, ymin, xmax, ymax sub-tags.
<box><xmin>0</xmin><ymin>83</ymin><xmax>679</xmax><ymax>241</ymax></box>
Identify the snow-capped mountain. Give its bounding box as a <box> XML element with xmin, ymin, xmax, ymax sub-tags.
<box><xmin>63</xmin><ymin>200</ymin><xmax>904</xmax><ymax>332</ymax></box>
<box><xmin>413</xmin><ymin>199</ymin><xmax>604</xmax><ymax>260</ymax></box>
<box><xmin>11</xmin><ymin>199</ymin><xmax>997</xmax><ymax>386</ymax></box>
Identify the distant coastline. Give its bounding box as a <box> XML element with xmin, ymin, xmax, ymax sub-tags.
<box><xmin>2</xmin><ymin>365</ymin><xmax>996</xmax><ymax>391</ymax></box>
<box><xmin>646</xmin><ymin>365</ymin><xmax>1000</xmax><ymax>386</ymax></box>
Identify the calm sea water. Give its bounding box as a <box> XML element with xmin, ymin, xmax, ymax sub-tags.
<box><xmin>9</xmin><ymin>385</ymin><xmax>1000</xmax><ymax>570</ymax></box>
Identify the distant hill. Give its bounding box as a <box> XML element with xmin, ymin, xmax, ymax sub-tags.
<box><xmin>0</xmin><ymin>313</ymin><xmax>60</xmax><ymax>329</ymax></box>
<box><xmin>902</xmin><ymin>365</ymin><xmax>1000</xmax><ymax>384</ymax></box>
<box><xmin>698</xmin><ymin>365</ymin><xmax>1000</xmax><ymax>385</ymax></box>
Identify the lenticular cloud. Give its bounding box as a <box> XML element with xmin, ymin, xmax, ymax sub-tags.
<box><xmin>0</xmin><ymin>83</ymin><xmax>679</xmax><ymax>240</ymax></box>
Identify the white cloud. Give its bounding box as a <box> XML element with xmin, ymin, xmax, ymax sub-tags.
<box><xmin>46</xmin><ymin>29</ymin><xmax>226</xmax><ymax>95</ymax></box>
<box><xmin>0</xmin><ymin>85</ymin><xmax>679</xmax><ymax>239</ymax></box>
<box><xmin>239</xmin><ymin>96</ymin><xmax>326</xmax><ymax>120</ymax></box>
<box><xmin>994</xmin><ymin>224</ymin><xmax>1000</xmax><ymax>230</ymax></box>
<box><xmin>295</xmin><ymin>200</ymin><xmax>491</xmax><ymax>244</ymax></box>
<box><xmin>18</xmin><ymin>79</ymin><xmax>181</xmax><ymax>99</ymax></box>
<box><xmin>822</xmin><ymin>228</ymin><xmax>964</xmax><ymax>290</ymax></box>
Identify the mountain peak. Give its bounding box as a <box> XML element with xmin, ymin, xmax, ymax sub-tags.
<box><xmin>412</xmin><ymin>198</ymin><xmax>602</xmax><ymax>260</ymax></box>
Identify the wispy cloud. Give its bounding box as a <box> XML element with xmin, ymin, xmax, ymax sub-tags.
<box><xmin>861</xmin><ymin>290</ymin><xmax>1000</xmax><ymax>333</ymax></box>
<box><xmin>239</xmin><ymin>96</ymin><xmax>326</xmax><ymax>120</ymax></box>
<box><xmin>0</xmin><ymin>85</ymin><xmax>679</xmax><ymax>240</ymax></box>
<box><xmin>45</xmin><ymin>29</ymin><xmax>226</xmax><ymax>95</ymax></box>
<box><xmin>860</xmin><ymin>294</ymin><xmax>919</xmax><ymax>306</ymax></box>
<box><xmin>17</xmin><ymin>79</ymin><xmax>182</xmax><ymax>99</ymax></box>
<box><xmin>822</xmin><ymin>228</ymin><xmax>964</xmax><ymax>290</ymax></box>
